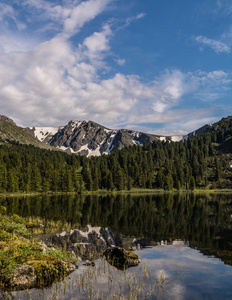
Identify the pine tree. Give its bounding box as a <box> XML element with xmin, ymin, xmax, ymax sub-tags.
<box><xmin>189</xmin><ymin>176</ymin><xmax>196</xmax><ymax>190</ymax></box>
<box><xmin>127</xmin><ymin>176</ymin><xmax>133</xmax><ymax>190</ymax></box>
<box><xmin>215</xmin><ymin>158</ymin><xmax>222</xmax><ymax>181</ymax></box>
<box><xmin>164</xmin><ymin>174</ymin><xmax>173</xmax><ymax>191</ymax></box>
<box><xmin>0</xmin><ymin>162</ymin><xmax>7</xmax><ymax>192</ymax></box>
<box><xmin>93</xmin><ymin>168</ymin><xmax>99</xmax><ymax>191</ymax></box>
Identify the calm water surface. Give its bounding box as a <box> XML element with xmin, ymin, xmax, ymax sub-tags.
<box><xmin>1</xmin><ymin>193</ymin><xmax>232</xmax><ymax>299</ymax></box>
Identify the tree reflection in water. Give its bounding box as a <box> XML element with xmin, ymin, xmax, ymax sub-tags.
<box><xmin>1</xmin><ymin>192</ymin><xmax>232</xmax><ymax>265</ymax></box>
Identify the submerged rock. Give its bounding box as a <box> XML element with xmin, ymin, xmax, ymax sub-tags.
<box><xmin>6</xmin><ymin>261</ymin><xmax>76</xmax><ymax>291</ymax></box>
<box><xmin>84</xmin><ymin>260</ymin><xmax>95</xmax><ymax>267</ymax></box>
<box><xmin>9</xmin><ymin>265</ymin><xmax>36</xmax><ymax>290</ymax></box>
<box><xmin>103</xmin><ymin>247</ymin><xmax>141</xmax><ymax>270</ymax></box>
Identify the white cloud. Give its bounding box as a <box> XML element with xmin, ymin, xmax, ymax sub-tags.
<box><xmin>115</xmin><ymin>107</ymin><xmax>218</xmax><ymax>136</ymax></box>
<box><xmin>188</xmin><ymin>70</ymin><xmax>232</xmax><ymax>101</ymax></box>
<box><xmin>221</xmin><ymin>26</ymin><xmax>232</xmax><ymax>44</ymax></box>
<box><xmin>125</xmin><ymin>13</ymin><xmax>146</xmax><ymax>27</ymax></box>
<box><xmin>116</xmin><ymin>58</ymin><xmax>126</xmax><ymax>66</ymax></box>
<box><xmin>0</xmin><ymin>1</ymin><xmax>231</xmax><ymax>135</ymax></box>
<box><xmin>136</xmin><ymin>13</ymin><xmax>146</xmax><ymax>19</ymax></box>
<box><xmin>117</xmin><ymin>12</ymin><xmax>146</xmax><ymax>31</ymax></box>
<box><xmin>153</xmin><ymin>101</ymin><xmax>167</xmax><ymax>113</ymax></box>
<box><xmin>82</xmin><ymin>24</ymin><xmax>112</xmax><ymax>66</ymax></box>
<box><xmin>216</xmin><ymin>0</ymin><xmax>232</xmax><ymax>15</ymax></box>
<box><xmin>0</xmin><ymin>3</ymin><xmax>26</xmax><ymax>30</ymax></box>
<box><xmin>69</xmin><ymin>62</ymin><xmax>97</xmax><ymax>83</ymax></box>
<box><xmin>22</xmin><ymin>0</ymin><xmax>72</xmax><ymax>21</ymax></box>
<box><xmin>0</xmin><ymin>32</ymin><xmax>230</xmax><ymax>131</ymax></box>
<box><xmin>151</xmin><ymin>70</ymin><xmax>187</xmax><ymax>113</ymax></box>
<box><xmin>195</xmin><ymin>35</ymin><xmax>230</xmax><ymax>53</ymax></box>
<box><xmin>193</xmin><ymin>70</ymin><xmax>232</xmax><ymax>88</ymax></box>
<box><xmin>63</xmin><ymin>0</ymin><xmax>110</xmax><ymax>36</ymax></box>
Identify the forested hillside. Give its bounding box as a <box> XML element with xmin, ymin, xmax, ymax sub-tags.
<box><xmin>1</xmin><ymin>116</ymin><xmax>232</xmax><ymax>193</ymax></box>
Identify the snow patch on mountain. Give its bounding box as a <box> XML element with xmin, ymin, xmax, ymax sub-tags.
<box><xmin>105</xmin><ymin>131</ymin><xmax>118</xmax><ymax>153</ymax></box>
<box><xmin>32</xmin><ymin>127</ymin><xmax>59</xmax><ymax>142</ymax></box>
<box><xmin>171</xmin><ymin>136</ymin><xmax>184</xmax><ymax>142</ymax></box>
<box><xmin>133</xmin><ymin>139</ymin><xmax>143</xmax><ymax>146</ymax></box>
<box><xmin>29</xmin><ymin>120</ymin><xmax>212</xmax><ymax>156</ymax></box>
<box><xmin>76</xmin><ymin>143</ymin><xmax>102</xmax><ymax>157</ymax></box>
<box><xmin>104</xmin><ymin>128</ymin><xmax>111</xmax><ymax>134</ymax></box>
<box><xmin>58</xmin><ymin>145</ymin><xmax>70</xmax><ymax>152</ymax></box>
<box><xmin>70</xmin><ymin>121</ymin><xmax>82</xmax><ymax>131</ymax></box>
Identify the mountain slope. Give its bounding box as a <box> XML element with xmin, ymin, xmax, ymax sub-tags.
<box><xmin>1</xmin><ymin>115</ymin><xmax>232</xmax><ymax>193</ymax></box>
<box><xmin>204</xmin><ymin>116</ymin><xmax>232</xmax><ymax>154</ymax></box>
<box><xmin>31</xmin><ymin>120</ymin><xmax>185</xmax><ymax>156</ymax></box>
<box><xmin>0</xmin><ymin>115</ymin><xmax>52</xmax><ymax>149</ymax></box>
<box><xmin>0</xmin><ymin>114</ymin><xmax>214</xmax><ymax>156</ymax></box>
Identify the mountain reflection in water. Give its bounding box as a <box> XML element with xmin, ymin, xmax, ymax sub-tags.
<box><xmin>5</xmin><ymin>240</ymin><xmax>232</xmax><ymax>300</ymax></box>
<box><xmin>1</xmin><ymin>192</ymin><xmax>232</xmax><ymax>265</ymax></box>
<box><xmin>1</xmin><ymin>193</ymin><xmax>232</xmax><ymax>299</ymax></box>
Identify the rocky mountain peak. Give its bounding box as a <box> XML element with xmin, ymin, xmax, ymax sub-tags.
<box><xmin>31</xmin><ymin>119</ymin><xmax>205</xmax><ymax>156</ymax></box>
<box><xmin>0</xmin><ymin>115</ymin><xmax>16</xmax><ymax>126</ymax></box>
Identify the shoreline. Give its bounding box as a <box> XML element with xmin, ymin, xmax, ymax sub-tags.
<box><xmin>1</xmin><ymin>188</ymin><xmax>232</xmax><ymax>198</ymax></box>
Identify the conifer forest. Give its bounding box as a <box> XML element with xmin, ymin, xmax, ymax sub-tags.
<box><xmin>1</xmin><ymin>116</ymin><xmax>232</xmax><ymax>193</ymax></box>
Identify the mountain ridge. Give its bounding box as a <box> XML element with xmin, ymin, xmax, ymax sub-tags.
<box><xmin>28</xmin><ymin>120</ymin><xmax>211</xmax><ymax>156</ymax></box>
<box><xmin>1</xmin><ymin>115</ymin><xmax>232</xmax><ymax>192</ymax></box>
<box><xmin>0</xmin><ymin>114</ymin><xmax>212</xmax><ymax>156</ymax></box>
<box><xmin>0</xmin><ymin>115</ymin><xmax>52</xmax><ymax>149</ymax></box>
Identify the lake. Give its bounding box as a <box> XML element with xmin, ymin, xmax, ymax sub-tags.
<box><xmin>1</xmin><ymin>193</ymin><xmax>232</xmax><ymax>299</ymax></box>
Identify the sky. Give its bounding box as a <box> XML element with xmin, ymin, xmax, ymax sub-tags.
<box><xmin>0</xmin><ymin>0</ymin><xmax>232</xmax><ymax>136</ymax></box>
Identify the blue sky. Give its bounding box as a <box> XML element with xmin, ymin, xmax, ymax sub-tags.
<box><xmin>0</xmin><ymin>0</ymin><xmax>232</xmax><ymax>135</ymax></box>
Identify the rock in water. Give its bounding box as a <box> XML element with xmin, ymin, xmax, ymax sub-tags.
<box><xmin>9</xmin><ymin>265</ymin><xmax>36</xmax><ymax>289</ymax></box>
<box><xmin>103</xmin><ymin>247</ymin><xmax>141</xmax><ymax>270</ymax></box>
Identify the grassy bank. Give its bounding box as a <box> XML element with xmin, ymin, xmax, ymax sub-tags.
<box><xmin>0</xmin><ymin>206</ymin><xmax>77</xmax><ymax>290</ymax></box>
<box><xmin>1</xmin><ymin>188</ymin><xmax>232</xmax><ymax>198</ymax></box>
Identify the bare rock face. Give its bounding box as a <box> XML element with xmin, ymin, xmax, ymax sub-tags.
<box><xmin>109</xmin><ymin>130</ymin><xmax>135</xmax><ymax>152</ymax></box>
<box><xmin>48</xmin><ymin>226</ymin><xmax>113</xmax><ymax>261</ymax></box>
<box><xmin>0</xmin><ymin>114</ymin><xmax>213</xmax><ymax>156</ymax></box>
<box><xmin>9</xmin><ymin>265</ymin><xmax>36</xmax><ymax>289</ymax></box>
<box><xmin>0</xmin><ymin>115</ymin><xmax>16</xmax><ymax>126</ymax></box>
<box><xmin>45</xmin><ymin>120</ymin><xmax>160</xmax><ymax>156</ymax></box>
<box><xmin>49</xmin><ymin>120</ymin><xmax>109</xmax><ymax>153</ymax></box>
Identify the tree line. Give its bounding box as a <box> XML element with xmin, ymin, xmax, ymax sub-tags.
<box><xmin>0</xmin><ymin>117</ymin><xmax>232</xmax><ymax>193</ymax></box>
<box><xmin>1</xmin><ymin>193</ymin><xmax>231</xmax><ymax>265</ymax></box>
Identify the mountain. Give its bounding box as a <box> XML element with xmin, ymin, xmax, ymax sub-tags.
<box><xmin>1</xmin><ymin>115</ymin><xmax>232</xmax><ymax>193</ymax></box>
<box><xmin>0</xmin><ymin>114</ymin><xmax>212</xmax><ymax>156</ymax></box>
<box><xmin>184</xmin><ymin>124</ymin><xmax>212</xmax><ymax>139</ymax></box>
<box><xmin>28</xmin><ymin>120</ymin><xmax>187</xmax><ymax>157</ymax></box>
<box><xmin>204</xmin><ymin>116</ymin><xmax>232</xmax><ymax>154</ymax></box>
<box><xmin>0</xmin><ymin>115</ymin><xmax>52</xmax><ymax>149</ymax></box>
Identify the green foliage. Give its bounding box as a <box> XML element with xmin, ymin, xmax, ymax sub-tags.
<box><xmin>1</xmin><ymin>116</ymin><xmax>232</xmax><ymax>193</ymax></box>
<box><xmin>46</xmin><ymin>248</ymin><xmax>78</xmax><ymax>264</ymax></box>
<box><xmin>189</xmin><ymin>176</ymin><xmax>196</xmax><ymax>190</ymax></box>
<box><xmin>0</xmin><ymin>209</ymin><xmax>76</xmax><ymax>288</ymax></box>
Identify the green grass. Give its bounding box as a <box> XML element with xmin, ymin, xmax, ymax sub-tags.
<box><xmin>0</xmin><ymin>206</ymin><xmax>77</xmax><ymax>290</ymax></box>
<box><xmin>1</xmin><ymin>187</ymin><xmax>232</xmax><ymax>198</ymax></box>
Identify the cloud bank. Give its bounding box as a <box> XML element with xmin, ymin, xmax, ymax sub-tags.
<box><xmin>0</xmin><ymin>0</ymin><xmax>231</xmax><ymax>135</ymax></box>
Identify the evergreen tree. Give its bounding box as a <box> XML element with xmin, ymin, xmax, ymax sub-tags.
<box><xmin>189</xmin><ymin>176</ymin><xmax>196</xmax><ymax>190</ymax></box>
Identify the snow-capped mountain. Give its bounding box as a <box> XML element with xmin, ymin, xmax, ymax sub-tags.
<box><xmin>30</xmin><ymin>127</ymin><xmax>60</xmax><ymax>143</ymax></box>
<box><xmin>29</xmin><ymin>120</ymin><xmax>189</xmax><ymax>157</ymax></box>
<box><xmin>0</xmin><ymin>115</ymin><xmax>211</xmax><ymax>156</ymax></box>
